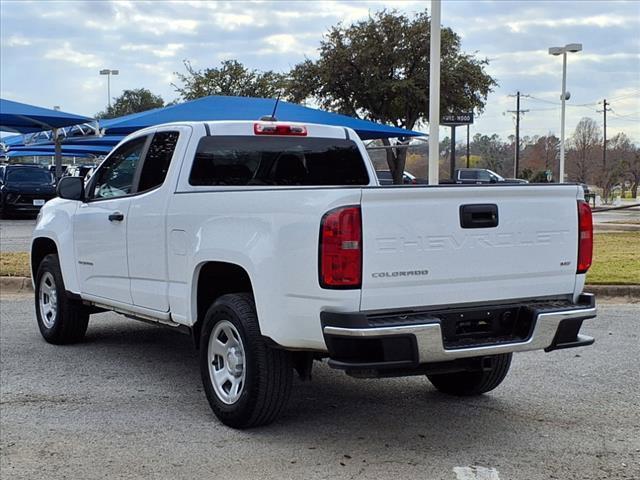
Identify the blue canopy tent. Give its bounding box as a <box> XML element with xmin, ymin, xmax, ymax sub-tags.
<box><xmin>60</xmin><ymin>135</ymin><xmax>124</xmax><ymax>147</ymax></box>
<box><xmin>101</xmin><ymin>96</ymin><xmax>422</xmax><ymax>140</ymax></box>
<box><xmin>0</xmin><ymin>99</ymin><xmax>93</xmax><ymax>134</ymax></box>
<box><xmin>4</xmin><ymin>150</ymin><xmax>95</xmax><ymax>159</ymax></box>
<box><xmin>9</xmin><ymin>144</ymin><xmax>112</xmax><ymax>155</ymax></box>
<box><xmin>0</xmin><ymin>133</ymin><xmax>26</xmax><ymax>148</ymax></box>
<box><xmin>0</xmin><ymin>98</ymin><xmax>94</xmax><ymax>178</ymax></box>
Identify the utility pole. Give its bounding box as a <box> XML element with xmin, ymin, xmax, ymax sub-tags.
<box><xmin>597</xmin><ymin>99</ymin><xmax>611</xmax><ymax>170</ymax></box>
<box><xmin>507</xmin><ymin>91</ymin><xmax>529</xmax><ymax>178</ymax></box>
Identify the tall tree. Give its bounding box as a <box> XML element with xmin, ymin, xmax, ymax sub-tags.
<box><xmin>608</xmin><ymin>132</ymin><xmax>636</xmax><ymax>199</ymax></box>
<box><xmin>287</xmin><ymin>9</ymin><xmax>496</xmax><ymax>184</ymax></box>
<box><xmin>624</xmin><ymin>147</ymin><xmax>640</xmax><ymax>199</ymax></box>
<box><xmin>471</xmin><ymin>133</ymin><xmax>512</xmax><ymax>176</ymax></box>
<box><xmin>568</xmin><ymin>117</ymin><xmax>601</xmax><ymax>185</ymax></box>
<box><xmin>521</xmin><ymin>134</ymin><xmax>559</xmax><ymax>180</ymax></box>
<box><xmin>173</xmin><ymin>60</ymin><xmax>287</xmax><ymax>100</ymax></box>
<box><xmin>96</xmin><ymin>88</ymin><xmax>164</xmax><ymax>119</ymax></box>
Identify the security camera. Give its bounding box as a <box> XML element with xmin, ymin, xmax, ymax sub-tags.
<box><xmin>561</xmin><ymin>91</ymin><xmax>571</xmax><ymax>101</ymax></box>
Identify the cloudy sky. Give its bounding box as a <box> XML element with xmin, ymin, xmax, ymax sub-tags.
<box><xmin>1</xmin><ymin>0</ymin><xmax>639</xmax><ymax>141</ymax></box>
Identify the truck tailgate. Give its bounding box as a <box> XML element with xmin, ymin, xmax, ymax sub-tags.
<box><xmin>360</xmin><ymin>185</ymin><xmax>580</xmax><ymax>311</ymax></box>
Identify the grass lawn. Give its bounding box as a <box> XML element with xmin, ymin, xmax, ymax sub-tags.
<box><xmin>0</xmin><ymin>252</ymin><xmax>30</xmax><ymax>277</ymax></box>
<box><xmin>587</xmin><ymin>232</ymin><xmax>640</xmax><ymax>285</ymax></box>
<box><xmin>1</xmin><ymin>232</ymin><xmax>638</xmax><ymax>284</ymax></box>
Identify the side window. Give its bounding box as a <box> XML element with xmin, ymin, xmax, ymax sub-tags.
<box><xmin>91</xmin><ymin>136</ymin><xmax>147</xmax><ymax>200</ymax></box>
<box><xmin>137</xmin><ymin>131</ymin><xmax>180</xmax><ymax>192</ymax></box>
<box><xmin>459</xmin><ymin>170</ymin><xmax>475</xmax><ymax>180</ymax></box>
<box><xmin>477</xmin><ymin>170</ymin><xmax>491</xmax><ymax>182</ymax></box>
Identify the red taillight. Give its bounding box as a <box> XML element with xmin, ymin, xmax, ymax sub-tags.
<box><xmin>577</xmin><ymin>200</ymin><xmax>593</xmax><ymax>274</ymax></box>
<box><xmin>319</xmin><ymin>206</ymin><xmax>362</xmax><ymax>288</ymax></box>
<box><xmin>254</xmin><ymin>123</ymin><xmax>307</xmax><ymax>136</ymax></box>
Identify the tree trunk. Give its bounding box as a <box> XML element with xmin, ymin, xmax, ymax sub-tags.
<box><xmin>381</xmin><ymin>138</ymin><xmax>408</xmax><ymax>185</ymax></box>
<box><xmin>382</xmin><ymin>138</ymin><xmax>396</xmax><ymax>174</ymax></box>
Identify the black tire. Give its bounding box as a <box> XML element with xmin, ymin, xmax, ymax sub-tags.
<box><xmin>34</xmin><ymin>254</ymin><xmax>89</xmax><ymax>344</ymax></box>
<box><xmin>427</xmin><ymin>353</ymin><xmax>512</xmax><ymax>396</ymax></box>
<box><xmin>199</xmin><ymin>293</ymin><xmax>293</xmax><ymax>428</ymax></box>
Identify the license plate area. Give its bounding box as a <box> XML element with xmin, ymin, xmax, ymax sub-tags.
<box><xmin>440</xmin><ymin>305</ymin><xmax>535</xmax><ymax>349</ymax></box>
<box><xmin>33</xmin><ymin>199</ymin><xmax>45</xmax><ymax>206</ymax></box>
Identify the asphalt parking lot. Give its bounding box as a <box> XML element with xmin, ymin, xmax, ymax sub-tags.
<box><xmin>1</xmin><ymin>293</ymin><xmax>638</xmax><ymax>480</ymax></box>
<box><xmin>0</xmin><ymin>218</ymin><xmax>36</xmax><ymax>253</ymax></box>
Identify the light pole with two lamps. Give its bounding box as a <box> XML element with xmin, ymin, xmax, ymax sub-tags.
<box><xmin>99</xmin><ymin>69</ymin><xmax>119</xmax><ymax>110</ymax></box>
<box><xmin>548</xmin><ymin>43</ymin><xmax>582</xmax><ymax>183</ymax></box>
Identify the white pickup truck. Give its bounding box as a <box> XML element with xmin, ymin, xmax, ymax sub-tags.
<box><xmin>31</xmin><ymin>120</ymin><xmax>596</xmax><ymax>428</ymax></box>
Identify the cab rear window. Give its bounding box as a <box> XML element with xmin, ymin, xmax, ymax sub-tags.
<box><xmin>189</xmin><ymin>136</ymin><xmax>369</xmax><ymax>186</ymax></box>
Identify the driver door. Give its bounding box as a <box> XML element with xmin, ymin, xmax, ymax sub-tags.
<box><xmin>74</xmin><ymin>134</ymin><xmax>149</xmax><ymax>305</ymax></box>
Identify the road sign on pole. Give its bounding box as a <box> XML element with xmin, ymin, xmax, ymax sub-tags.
<box><xmin>441</xmin><ymin>113</ymin><xmax>474</xmax><ymax>178</ymax></box>
<box><xmin>441</xmin><ymin>112</ymin><xmax>474</xmax><ymax>125</ymax></box>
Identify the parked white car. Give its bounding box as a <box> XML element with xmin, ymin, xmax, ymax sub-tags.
<box><xmin>31</xmin><ymin>120</ymin><xmax>596</xmax><ymax>428</ymax></box>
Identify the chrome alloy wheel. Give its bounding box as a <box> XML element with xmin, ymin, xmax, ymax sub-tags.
<box><xmin>39</xmin><ymin>272</ymin><xmax>58</xmax><ymax>328</ymax></box>
<box><xmin>208</xmin><ymin>320</ymin><xmax>246</xmax><ymax>405</ymax></box>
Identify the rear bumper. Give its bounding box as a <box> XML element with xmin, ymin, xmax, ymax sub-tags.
<box><xmin>321</xmin><ymin>294</ymin><xmax>596</xmax><ymax>370</ymax></box>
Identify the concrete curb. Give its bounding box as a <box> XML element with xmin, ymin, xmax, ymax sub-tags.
<box><xmin>594</xmin><ymin>224</ymin><xmax>640</xmax><ymax>232</ymax></box>
<box><xmin>1</xmin><ymin>276</ymin><xmax>638</xmax><ymax>300</ymax></box>
<box><xmin>584</xmin><ymin>284</ymin><xmax>640</xmax><ymax>300</ymax></box>
<box><xmin>0</xmin><ymin>276</ymin><xmax>33</xmax><ymax>293</ymax></box>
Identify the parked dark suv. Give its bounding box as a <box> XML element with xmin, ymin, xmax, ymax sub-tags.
<box><xmin>0</xmin><ymin>164</ymin><xmax>56</xmax><ymax>218</ymax></box>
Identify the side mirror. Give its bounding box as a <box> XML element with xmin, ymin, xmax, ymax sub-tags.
<box><xmin>489</xmin><ymin>176</ymin><xmax>498</xmax><ymax>183</ymax></box>
<box><xmin>57</xmin><ymin>176</ymin><xmax>85</xmax><ymax>201</ymax></box>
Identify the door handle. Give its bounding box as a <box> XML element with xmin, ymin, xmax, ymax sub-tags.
<box><xmin>460</xmin><ymin>204</ymin><xmax>499</xmax><ymax>229</ymax></box>
<box><xmin>108</xmin><ymin>211</ymin><xmax>124</xmax><ymax>222</ymax></box>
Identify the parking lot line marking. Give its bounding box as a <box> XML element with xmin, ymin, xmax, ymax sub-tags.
<box><xmin>453</xmin><ymin>466</ymin><xmax>501</xmax><ymax>480</ymax></box>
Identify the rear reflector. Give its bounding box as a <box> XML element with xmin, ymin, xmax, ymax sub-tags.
<box><xmin>254</xmin><ymin>123</ymin><xmax>307</xmax><ymax>136</ymax></box>
<box><xmin>319</xmin><ymin>206</ymin><xmax>362</xmax><ymax>288</ymax></box>
<box><xmin>577</xmin><ymin>200</ymin><xmax>593</xmax><ymax>274</ymax></box>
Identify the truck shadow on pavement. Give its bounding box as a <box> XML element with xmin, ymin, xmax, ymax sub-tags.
<box><xmin>78</xmin><ymin>315</ymin><xmax>544</xmax><ymax>451</ymax></box>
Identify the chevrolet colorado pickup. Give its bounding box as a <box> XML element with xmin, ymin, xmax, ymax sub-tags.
<box><xmin>31</xmin><ymin>120</ymin><xmax>596</xmax><ymax>428</ymax></box>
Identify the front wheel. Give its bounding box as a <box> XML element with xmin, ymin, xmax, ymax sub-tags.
<box><xmin>199</xmin><ymin>293</ymin><xmax>293</xmax><ymax>428</ymax></box>
<box><xmin>35</xmin><ymin>254</ymin><xmax>89</xmax><ymax>344</ymax></box>
<box><xmin>427</xmin><ymin>353</ymin><xmax>512</xmax><ymax>396</ymax></box>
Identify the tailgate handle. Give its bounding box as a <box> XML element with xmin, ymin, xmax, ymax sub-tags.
<box><xmin>460</xmin><ymin>204</ymin><xmax>498</xmax><ymax>229</ymax></box>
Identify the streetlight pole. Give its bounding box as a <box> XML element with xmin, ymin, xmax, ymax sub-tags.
<box><xmin>428</xmin><ymin>0</ymin><xmax>441</xmax><ymax>185</ymax></box>
<box><xmin>99</xmin><ymin>69</ymin><xmax>119</xmax><ymax>110</ymax></box>
<box><xmin>549</xmin><ymin>43</ymin><xmax>582</xmax><ymax>183</ymax></box>
<box><xmin>560</xmin><ymin>52</ymin><xmax>567</xmax><ymax>183</ymax></box>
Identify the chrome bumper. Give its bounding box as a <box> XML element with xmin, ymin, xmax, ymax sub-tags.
<box><xmin>322</xmin><ymin>294</ymin><xmax>596</xmax><ymax>367</ymax></box>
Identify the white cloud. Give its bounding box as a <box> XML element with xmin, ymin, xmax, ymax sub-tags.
<box><xmin>506</xmin><ymin>14</ymin><xmax>633</xmax><ymax>33</ymax></box>
<box><xmin>134</xmin><ymin>63</ymin><xmax>176</xmax><ymax>84</ymax></box>
<box><xmin>211</xmin><ymin>12</ymin><xmax>262</xmax><ymax>30</ymax></box>
<box><xmin>43</xmin><ymin>42</ymin><xmax>101</xmax><ymax>68</ymax></box>
<box><xmin>121</xmin><ymin>43</ymin><xmax>185</xmax><ymax>58</ymax></box>
<box><xmin>5</xmin><ymin>35</ymin><xmax>31</xmax><ymax>47</ymax></box>
<box><xmin>257</xmin><ymin>34</ymin><xmax>317</xmax><ymax>55</ymax></box>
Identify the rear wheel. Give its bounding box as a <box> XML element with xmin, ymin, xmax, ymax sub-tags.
<box><xmin>427</xmin><ymin>353</ymin><xmax>512</xmax><ymax>396</ymax></box>
<box><xmin>35</xmin><ymin>254</ymin><xmax>89</xmax><ymax>344</ymax></box>
<box><xmin>199</xmin><ymin>293</ymin><xmax>293</xmax><ymax>428</ymax></box>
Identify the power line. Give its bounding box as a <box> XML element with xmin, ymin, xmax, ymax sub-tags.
<box><xmin>609</xmin><ymin>110</ymin><xmax>640</xmax><ymax>120</ymax></box>
<box><xmin>605</xmin><ymin>91</ymin><xmax>640</xmax><ymax>102</ymax></box>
